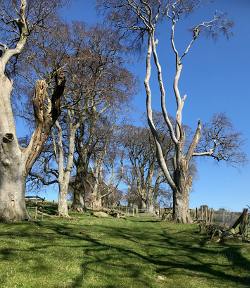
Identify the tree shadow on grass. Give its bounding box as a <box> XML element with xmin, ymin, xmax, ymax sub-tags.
<box><xmin>0</xmin><ymin>219</ymin><xmax>250</xmax><ymax>287</ymax></box>
<box><xmin>68</xmin><ymin>223</ymin><xmax>250</xmax><ymax>287</ymax></box>
<box><xmin>155</xmin><ymin>229</ymin><xmax>250</xmax><ymax>287</ymax></box>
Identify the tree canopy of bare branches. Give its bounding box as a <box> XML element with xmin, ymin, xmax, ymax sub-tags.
<box><xmin>97</xmin><ymin>0</ymin><xmax>246</xmax><ymax>223</ymax></box>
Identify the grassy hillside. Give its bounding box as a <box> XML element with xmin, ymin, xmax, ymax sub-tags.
<box><xmin>0</xmin><ymin>210</ymin><xmax>249</xmax><ymax>288</ymax></box>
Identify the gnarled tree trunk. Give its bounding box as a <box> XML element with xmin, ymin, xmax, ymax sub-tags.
<box><xmin>0</xmin><ymin>72</ymin><xmax>65</xmax><ymax>222</ymax></box>
<box><xmin>71</xmin><ymin>189</ymin><xmax>85</xmax><ymax>212</ymax></box>
<box><xmin>0</xmin><ymin>134</ymin><xmax>29</xmax><ymax>221</ymax></box>
<box><xmin>173</xmin><ymin>185</ymin><xmax>192</xmax><ymax>223</ymax></box>
<box><xmin>0</xmin><ymin>1</ymin><xmax>65</xmax><ymax>222</ymax></box>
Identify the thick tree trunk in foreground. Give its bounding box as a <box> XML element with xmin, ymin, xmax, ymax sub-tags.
<box><xmin>0</xmin><ymin>60</ymin><xmax>30</xmax><ymax>222</ymax></box>
<box><xmin>173</xmin><ymin>188</ymin><xmax>192</xmax><ymax>223</ymax></box>
<box><xmin>0</xmin><ymin>1</ymin><xmax>65</xmax><ymax>222</ymax></box>
<box><xmin>0</xmin><ymin>134</ymin><xmax>29</xmax><ymax>221</ymax></box>
<box><xmin>0</xmin><ymin>72</ymin><xmax>65</xmax><ymax>222</ymax></box>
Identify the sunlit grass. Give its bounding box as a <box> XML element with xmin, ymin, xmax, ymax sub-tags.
<box><xmin>0</xmin><ymin>210</ymin><xmax>249</xmax><ymax>287</ymax></box>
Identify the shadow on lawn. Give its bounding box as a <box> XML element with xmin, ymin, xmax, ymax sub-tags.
<box><xmin>67</xmin><ymin>224</ymin><xmax>250</xmax><ymax>288</ymax></box>
<box><xmin>0</xmin><ymin>219</ymin><xmax>249</xmax><ymax>287</ymax></box>
<box><xmin>156</xmin><ymin>230</ymin><xmax>250</xmax><ymax>286</ymax></box>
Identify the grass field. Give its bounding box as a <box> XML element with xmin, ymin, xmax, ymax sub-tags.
<box><xmin>0</xmin><ymin>205</ymin><xmax>250</xmax><ymax>288</ymax></box>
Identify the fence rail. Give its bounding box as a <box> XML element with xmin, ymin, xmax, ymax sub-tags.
<box><xmin>116</xmin><ymin>206</ymin><xmax>161</xmax><ymax>218</ymax></box>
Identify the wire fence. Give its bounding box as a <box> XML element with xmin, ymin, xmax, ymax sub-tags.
<box><xmin>117</xmin><ymin>206</ymin><xmax>160</xmax><ymax>218</ymax></box>
<box><xmin>213</xmin><ymin>209</ymin><xmax>238</xmax><ymax>227</ymax></box>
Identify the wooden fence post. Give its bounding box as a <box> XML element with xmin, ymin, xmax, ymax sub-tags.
<box><xmin>239</xmin><ymin>208</ymin><xmax>248</xmax><ymax>236</ymax></box>
<box><xmin>201</xmin><ymin>206</ymin><xmax>203</xmax><ymax>221</ymax></box>
<box><xmin>232</xmin><ymin>208</ymin><xmax>249</xmax><ymax>237</ymax></box>
<box><xmin>196</xmin><ymin>208</ymin><xmax>198</xmax><ymax>220</ymax></box>
<box><xmin>210</xmin><ymin>208</ymin><xmax>214</xmax><ymax>223</ymax></box>
<box><xmin>136</xmin><ymin>207</ymin><xmax>138</xmax><ymax>218</ymax></box>
<box><xmin>41</xmin><ymin>198</ymin><xmax>44</xmax><ymax>221</ymax></box>
<box><xmin>208</xmin><ymin>208</ymin><xmax>212</xmax><ymax>223</ymax></box>
<box><xmin>35</xmin><ymin>197</ymin><xmax>37</xmax><ymax>220</ymax></box>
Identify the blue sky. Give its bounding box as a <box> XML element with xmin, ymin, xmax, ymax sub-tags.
<box><xmin>21</xmin><ymin>0</ymin><xmax>250</xmax><ymax>212</ymax></box>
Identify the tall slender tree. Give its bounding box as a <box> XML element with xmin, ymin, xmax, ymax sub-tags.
<box><xmin>97</xmin><ymin>0</ymin><xmax>246</xmax><ymax>223</ymax></box>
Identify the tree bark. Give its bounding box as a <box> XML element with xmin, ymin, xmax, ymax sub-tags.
<box><xmin>71</xmin><ymin>188</ymin><xmax>85</xmax><ymax>212</ymax></box>
<box><xmin>71</xmin><ymin>161</ymin><xmax>85</xmax><ymax>212</ymax></box>
<box><xmin>0</xmin><ymin>134</ymin><xmax>30</xmax><ymax>221</ymax></box>
<box><xmin>173</xmin><ymin>174</ymin><xmax>193</xmax><ymax>223</ymax></box>
<box><xmin>147</xmin><ymin>201</ymin><xmax>154</xmax><ymax>213</ymax></box>
<box><xmin>55</xmin><ymin>120</ymin><xmax>78</xmax><ymax>217</ymax></box>
<box><xmin>0</xmin><ymin>1</ymin><xmax>65</xmax><ymax>222</ymax></box>
<box><xmin>0</xmin><ymin>72</ymin><xmax>65</xmax><ymax>222</ymax></box>
<box><xmin>57</xmin><ymin>182</ymin><xmax>69</xmax><ymax>217</ymax></box>
<box><xmin>139</xmin><ymin>198</ymin><xmax>147</xmax><ymax>209</ymax></box>
<box><xmin>91</xmin><ymin>180</ymin><xmax>102</xmax><ymax>208</ymax></box>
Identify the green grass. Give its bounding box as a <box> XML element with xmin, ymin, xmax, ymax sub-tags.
<box><xmin>0</xmin><ymin>211</ymin><xmax>250</xmax><ymax>288</ymax></box>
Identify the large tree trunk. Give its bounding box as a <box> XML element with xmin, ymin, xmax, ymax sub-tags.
<box><xmin>0</xmin><ymin>1</ymin><xmax>65</xmax><ymax>222</ymax></box>
<box><xmin>71</xmin><ymin>162</ymin><xmax>85</xmax><ymax>212</ymax></box>
<box><xmin>0</xmin><ymin>71</ymin><xmax>30</xmax><ymax>221</ymax></box>
<box><xmin>0</xmin><ymin>74</ymin><xmax>65</xmax><ymax>222</ymax></box>
<box><xmin>0</xmin><ymin>134</ymin><xmax>29</xmax><ymax>221</ymax></box>
<box><xmin>173</xmin><ymin>175</ymin><xmax>193</xmax><ymax>224</ymax></box>
<box><xmin>71</xmin><ymin>188</ymin><xmax>85</xmax><ymax>212</ymax></box>
<box><xmin>57</xmin><ymin>182</ymin><xmax>69</xmax><ymax>217</ymax></box>
<box><xmin>92</xmin><ymin>194</ymin><xmax>102</xmax><ymax>208</ymax></box>
<box><xmin>91</xmin><ymin>181</ymin><xmax>102</xmax><ymax>208</ymax></box>
<box><xmin>173</xmin><ymin>189</ymin><xmax>192</xmax><ymax>223</ymax></box>
<box><xmin>147</xmin><ymin>201</ymin><xmax>154</xmax><ymax>213</ymax></box>
<box><xmin>139</xmin><ymin>198</ymin><xmax>147</xmax><ymax>209</ymax></box>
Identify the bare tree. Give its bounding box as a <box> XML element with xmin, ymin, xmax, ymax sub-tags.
<box><xmin>68</xmin><ymin>23</ymin><xmax>138</xmax><ymax>212</ymax></box>
<box><xmin>122</xmin><ymin>111</ymin><xmax>198</xmax><ymax>211</ymax></box>
<box><xmin>194</xmin><ymin>113</ymin><xmax>246</xmax><ymax>166</ymax></box>
<box><xmin>14</xmin><ymin>20</ymin><xmax>136</xmax><ymax>216</ymax></box>
<box><xmin>122</xmin><ymin>165</ymin><xmax>139</xmax><ymax>206</ymax></box>
<box><xmin>123</xmin><ymin>124</ymin><xmax>168</xmax><ymax>211</ymax></box>
<box><xmin>97</xmin><ymin>0</ymin><xmax>246</xmax><ymax>223</ymax></box>
<box><xmin>13</xmin><ymin>20</ymin><xmax>88</xmax><ymax>218</ymax></box>
<box><xmin>0</xmin><ymin>0</ymin><xmax>66</xmax><ymax>222</ymax></box>
<box><xmin>87</xmin><ymin>111</ymin><xmax>125</xmax><ymax>208</ymax></box>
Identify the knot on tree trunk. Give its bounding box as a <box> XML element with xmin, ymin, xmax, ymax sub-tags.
<box><xmin>3</xmin><ymin>133</ymin><xmax>14</xmax><ymax>143</ymax></box>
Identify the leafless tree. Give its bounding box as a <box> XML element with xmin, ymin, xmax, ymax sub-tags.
<box><xmin>97</xmin><ymin>0</ymin><xmax>246</xmax><ymax>223</ymax></box>
<box><xmin>68</xmin><ymin>23</ymin><xmax>138</xmax><ymax>212</ymax></box>
<box><xmin>14</xmin><ymin>20</ymin><xmax>137</xmax><ymax>216</ymax></box>
<box><xmin>0</xmin><ymin>0</ymin><xmax>66</xmax><ymax>222</ymax></box>
<box><xmin>87</xmin><ymin>112</ymin><xmax>125</xmax><ymax>208</ymax></box>
<box><xmin>122</xmin><ymin>111</ymin><xmax>198</xmax><ymax>211</ymax></box>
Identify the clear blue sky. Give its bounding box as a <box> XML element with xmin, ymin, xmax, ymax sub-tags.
<box><xmin>21</xmin><ymin>0</ymin><xmax>250</xmax><ymax>212</ymax></box>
